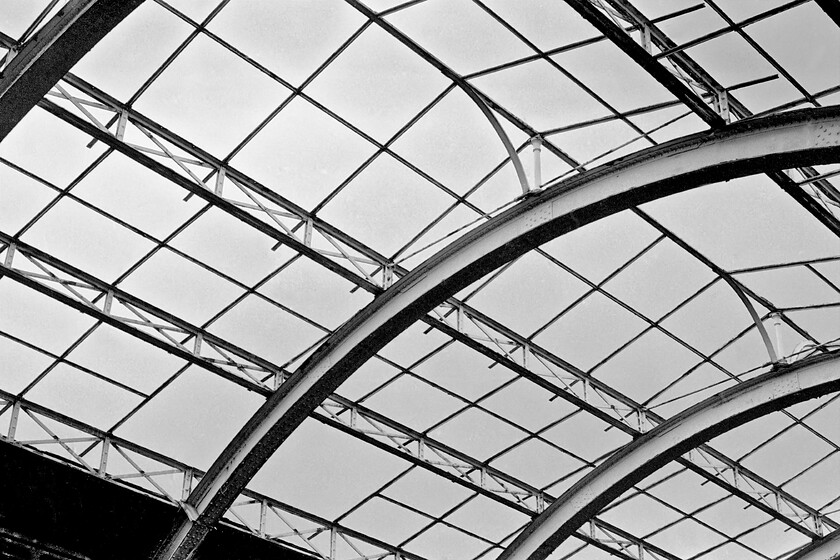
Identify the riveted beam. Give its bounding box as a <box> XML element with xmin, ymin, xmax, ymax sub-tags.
<box><xmin>0</xmin><ymin>0</ymin><xmax>143</xmax><ymax>140</ymax></box>
<box><xmin>153</xmin><ymin>107</ymin><xmax>840</xmax><ymax>560</ymax></box>
<box><xmin>498</xmin><ymin>352</ymin><xmax>840</xmax><ymax>560</ymax></box>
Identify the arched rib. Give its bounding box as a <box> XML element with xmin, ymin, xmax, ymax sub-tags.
<box><xmin>500</xmin><ymin>351</ymin><xmax>840</xmax><ymax>560</ymax></box>
<box><xmin>0</xmin><ymin>0</ymin><xmax>144</xmax><ymax>140</ymax></box>
<box><xmin>788</xmin><ymin>528</ymin><xmax>840</xmax><ymax>560</ymax></box>
<box><xmin>154</xmin><ymin>106</ymin><xmax>840</xmax><ymax>559</ymax></box>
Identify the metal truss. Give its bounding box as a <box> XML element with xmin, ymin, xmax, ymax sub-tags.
<box><xmin>0</xmin><ymin>390</ymin><xmax>426</xmax><ymax>560</ymax></box>
<box><xmin>787</xmin><ymin>528</ymin><xmax>840</xmax><ymax>560</ymax></box>
<box><xmin>570</xmin><ymin>0</ymin><xmax>840</xmax><ymax>235</ymax></box>
<box><xmin>0</xmin><ymin>0</ymin><xmax>143</xmax><ymax>140</ymax></box>
<box><xmin>498</xmin><ymin>351</ymin><xmax>840</xmax><ymax>560</ymax></box>
<box><xmin>18</xmin><ymin>69</ymin><xmax>839</xmax><ymax>552</ymax></box>
<box><xmin>0</xmin><ymin>231</ymin><xmax>688</xmax><ymax>560</ymax></box>
<box><xmin>152</xmin><ymin>107</ymin><xmax>840</xmax><ymax>559</ymax></box>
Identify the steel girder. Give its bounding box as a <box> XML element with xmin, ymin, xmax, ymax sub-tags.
<box><xmin>788</xmin><ymin>529</ymin><xmax>840</xmax><ymax>560</ymax></box>
<box><xmin>0</xmin><ymin>234</ymin><xmax>689</xmax><ymax>560</ymax></box>
<box><xmin>499</xmin><ymin>351</ymin><xmax>840</xmax><ymax>560</ymax></box>
<box><xmin>568</xmin><ymin>0</ymin><xmax>840</xmax><ymax>236</ymax></box>
<box><xmin>150</xmin><ymin>107</ymin><xmax>840</xmax><ymax>559</ymax></box>
<box><xmin>0</xmin><ymin>0</ymin><xmax>143</xmax><ymax>140</ymax></box>
<box><xmin>32</xmin><ymin>52</ymin><xmax>839</xmax><ymax>546</ymax></box>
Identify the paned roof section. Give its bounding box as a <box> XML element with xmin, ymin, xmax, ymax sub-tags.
<box><xmin>0</xmin><ymin>1</ymin><xmax>838</xmax><ymax>560</ymax></box>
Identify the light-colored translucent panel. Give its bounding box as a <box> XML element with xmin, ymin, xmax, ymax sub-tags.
<box><xmin>629</xmin><ymin>104</ymin><xmax>708</xmax><ymax>144</ymax></box>
<box><xmin>0</xmin><ymin>280</ymin><xmax>97</xmax><ymax>353</ymax></box>
<box><xmin>72</xmin><ymin>152</ymin><xmax>205</xmax><ymax>240</ymax></box>
<box><xmin>230</xmin><ymin>97</ymin><xmax>376</xmax><ymax>210</ymax></box>
<box><xmin>259</xmin><ymin>256</ymin><xmax>372</xmax><ymax>330</ymax></box>
<box><xmin>543</xmin><ymin>411</ymin><xmax>632</xmax><ymax>463</ymax></box>
<box><xmin>209</xmin><ymin>0</ymin><xmax>364</xmax><ymax>86</ymax></box>
<box><xmin>250</xmin><ymin>417</ymin><xmax>409</xmax><ymax>520</ymax></box>
<box><xmin>684</xmin><ymin>32</ymin><xmax>778</xmax><ymax>90</ymax></box>
<box><xmin>645</xmin><ymin>469</ymin><xmax>727</xmax><ymax>515</ymax></box>
<box><xmin>732</xmin><ymin>75</ymin><xmax>803</xmax><ymax>115</ymax></box>
<box><xmin>654</xmin><ymin>3</ymin><xmax>727</xmax><ymax>44</ymax></box>
<box><xmin>362</xmin><ymin>374</ymin><xmax>464</xmax><ymax>432</ymax></box>
<box><xmin>169</xmin><ymin>207</ymin><xmax>283</xmax><ymax>285</ymax></box>
<box><xmin>342</xmin><ymin>496</ymin><xmax>432</xmax><ymax>545</ymax></box>
<box><xmin>470</xmin><ymin>59</ymin><xmax>610</xmax><ymax>132</ymax></box>
<box><xmin>479</xmin><ymin>0</ymin><xmax>597</xmax><ymax>52</ymax></box>
<box><xmin>446</xmin><ymin>494</ymin><xmax>529</xmax><ymax>543</ymax></box>
<box><xmin>491</xmin><ymin>437</ymin><xmax>585</xmax><ymax>489</ymax></box>
<box><xmin>711</xmin><ymin>322</ymin><xmax>781</xmax><ymax>375</ymax></box>
<box><xmin>554</xmin><ymin>40</ymin><xmax>676</xmax><ymax>114</ymax></box>
<box><xmin>25</xmin><ymin>363</ymin><xmax>142</xmax><ymax>429</ymax></box>
<box><xmin>714</xmin><ymin>0</ymin><xmax>792</xmax><ymax>22</ymax></box>
<box><xmin>21</xmin><ymin>198</ymin><xmax>154</xmax><ymax>283</ymax></box>
<box><xmin>71</xmin><ymin>1</ymin><xmax>193</xmax><ymax>100</ymax></box>
<box><xmin>397</xmin><ymin>204</ymin><xmax>484</xmax><ymax>268</ymax></box>
<box><xmin>642</xmin><ymin>177</ymin><xmax>840</xmax><ymax>271</ymax></box>
<box><xmin>805</xmin><ymin>395</ymin><xmax>840</xmax><ymax>444</ymax></box>
<box><xmin>787</xmin><ymin>307</ymin><xmax>840</xmax><ymax>345</ymax></box>
<box><xmin>783</xmin><ymin>451</ymin><xmax>840</xmax><ymax>509</ymax></box>
<box><xmin>709</xmin><ymin>411</ymin><xmax>790</xmax><ymax>460</ymax></box>
<box><xmin>814</xmin><ymin>259</ymin><xmax>840</xmax><ymax>289</ymax></box>
<box><xmin>599</xmin><ymin>493</ymin><xmax>682</xmax><ymax>537</ymax></box>
<box><xmin>134</xmin><ymin>33</ymin><xmax>290</xmax><ymax>157</ymax></box>
<box><xmin>480</xmin><ymin>379</ymin><xmax>575</xmax><ymax>433</ymax></box>
<box><xmin>541</xmin><ymin>210</ymin><xmax>660</xmax><ymax>284</ymax></box>
<box><xmin>382</xmin><ymin>467</ymin><xmax>473</xmax><ymax>517</ymax></box>
<box><xmin>629</xmin><ymin>0</ymin><xmax>702</xmax><ymax>20</ymax></box>
<box><xmin>306</xmin><ymin>24</ymin><xmax>449</xmax><ymax>142</ymax></box>
<box><xmin>659</xmin><ymin>280</ymin><xmax>761</xmax><ymax>355</ymax></box>
<box><xmin>391</xmin><ymin>89</ymin><xmax>511</xmax><ymax>196</ymax></box>
<box><xmin>739</xmin><ymin>267</ymin><xmax>840</xmax><ymax>309</ymax></box>
<box><xmin>466</xmin><ymin>252</ymin><xmax>590</xmax><ymax>336</ymax></box>
<box><xmin>118</xmin><ymin>248</ymin><xmax>242</xmax><ymax>326</ymax></box>
<box><xmin>116</xmin><ymin>365</ymin><xmax>261</xmax><ymax>469</ymax></box>
<box><xmin>741</xmin><ymin>424</ymin><xmax>834</xmax><ymax>485</ymax></box>
<box><xmin>605</xmin><ymin>239</ymin><xmax>716</xmax><ymax>321</ymax></box>
<box><xmin>403</xmin><ymin>522</ymin><xmax>489</xmax><ymax>560</ymax></box>
<box><xmin>429</xmin><ymin>407</ymin><xmax>526</xmax><ymax>462</ymax></box>
<box><xmin>737</xmin><ymin>519</ymin><xmax>811</xmax><ymax>557</ymax></box>
<box><xmin>412</xmin><ymin>343</ymin><xmax>513</xmax><ymax>402</ymax></box>
<box><xmin>378</xmin><ymin>321</ymin><xmax>450</xmax><ymax>368</ymax></box>
<box><xmin>0</xmin><ymin>108</ymin><xmax>108</xmax><ymax>187</ymax></box>
<box><xmin>532</xmin><ymin>291</ymin><xmax>648</xmax><ymax>372</ymax></box>
<box><xmin>693</xmin><ymin>495</ymin><xmax>772</xmax><ymax>538</ymax></box>
<box><xmin>208</xmin><ymin>293</ymin><xmax>326</xmax><ymax>366</ymax></box>
<box><xmin>0</xmin><ymin>0</ymin><xmax>52</xmax><ymax>38</ymax></box>
<box><xmin>386</xmin><ymin>0</ymin><xmax>532</xmax><ymax>75</ymax></box>
<box><xmin>64</xmin><ymin>323</ymin><xmax>183</xmax><ymax>394</ymax></box>
<box><xmin>0</xmin><ymin>163</ymin><xmax>56</xmax><ymax>234</ymax></box>
<box><xmin>746</xmin><ymin>2</ymin><xmax>840</xmax><ymax>94</ymax></box>
<box><xmin>546</xmin><ymin>120</ymin><xmax>647</xmax><ymax>170</ymax></box>
<box><xmin>166</xmin><ymin>0</ymin><xmax>219</xmax><ymax>22</ymax></box>
<box><xmin>647</xmin><ymin>518</ymin><xmax>727</xmax><ymax>558</ymax></box>
<box><xmin>319</xmin><ymin>154</ymin><xmax>454</xmax><ymax>257</ymax></box>
<box><xmin>0</xmin><ymin>335</ymin><xmax>54</xmax><ymax>394</ymax></box>
<box><xmin>650</xmin><ymin>362</ymin><xmax>736</xmax><ymax>417</ymax></box>
<box><xmin>335</xmin><ymin>358</ymin><xmax>401</xmax><ymax>401</ymax></box>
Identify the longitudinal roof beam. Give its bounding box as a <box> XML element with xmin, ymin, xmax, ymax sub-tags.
<box><xmin>0</xmin><ymin>0</ymin><xmax>143</xmax><ymax>140</ymax></box>
<box><xmin>498</xmin><ymin>351</ymin><xmax>840</xmax><ymax>560</ymax></box>
<box><xmin>152</xmin><ymin>107</ymin><xmax>840</xmax><ymax>560</ymax></box>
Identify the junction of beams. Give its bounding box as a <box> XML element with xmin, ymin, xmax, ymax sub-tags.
<box><xmin>498</xmin><ymin>351</ymin><xmax>840</xmax><ymax>560</ymax></box>
<box><xmin>154</xmin><ymin>106</ymin><xmax>840</xmax><ymax>559</ymax></box>
<box><xmin>0</xmin><ymin>0</ymin><xmax>143</xmax><ymax>140</ymax></box>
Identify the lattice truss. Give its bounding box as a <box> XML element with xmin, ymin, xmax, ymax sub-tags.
<box><xmin>0</xmin><ymin>1</ymin><xmax>839</xmax><ymax>560</ymax></box>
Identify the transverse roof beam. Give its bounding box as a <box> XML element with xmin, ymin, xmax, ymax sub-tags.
<box><xmin>153</xmin><ymin>106</ymin><xmax>840</xmax><ymax>560</ymax></box>
<box><xmin>498</xmin><ymin>351</ymin><xmax>840</xmax><ymax>560</ymax></box>
<box><xmin>0</xmin><ymin>0</ymin><xmax>143</xmax><ymax>140</ymax></box>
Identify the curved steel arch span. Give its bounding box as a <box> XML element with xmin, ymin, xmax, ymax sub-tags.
<box><xmin>0</xmin><ymin>0</ymin><xmax>143</xmax><ymax>140</ymax></box>
<box><xmin>499</xmin><ymin>351</ymin><xmax>840</xmax><ymax>560</ymax></box>
<box><xmin>155</xmin><ymin>106</ymin><xmax>840</xmax><ymax>559</ymax></box>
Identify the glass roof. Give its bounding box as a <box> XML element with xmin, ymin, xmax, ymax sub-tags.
<box><xmin>0</xmin><ymin>1</ymin><xmax>839</xmax><ymax>559</ymax></box>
